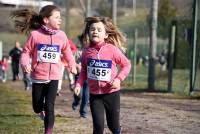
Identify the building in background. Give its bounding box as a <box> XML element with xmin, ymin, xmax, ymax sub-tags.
<box><xmin>0</xmin><ymin>0</ymin><xmax>53</xmax><ymax>8</ymax></box>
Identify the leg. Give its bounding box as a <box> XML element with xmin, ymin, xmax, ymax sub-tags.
<box><xmin>2</xmin><ymin>70</ymin><xmax>7</xmax><ymax>82</ymax></box>
<box><xmin>104</xmin><ymin>91</ymin><xmax>121</xmax><ymax>134</ymax></box>
<box><xmin>68</xmin><ymin>72</ymin><xmax>75</xmax><ymax>84</ymax></box>
<box><xmin>13</xmin><ymin>61</ymin><xmax>20</xmax><ymax>80</ymax></box>
<box><xmin>67</xmin><ymin>72</ymin><xmax>75</xmax><ymax>91</ymax></box>
<box><xmin>32</xmin><ymin>83</ymin><xmax>46</xmax><ymax>113</ymax></box>
<box><xmin>90</xmin><ymin>94</ymin><xmax>105</xmax><ymax>134</ymax></box>
<box><xmin>26</xmin><ymin>73</ymin><xmax>32</xmax><ymax>88</ymax></box>
<box><xmin>15</xmin><ymin>61</ymin><xmax>20</xmax><ymax>79</ymax></box>
<box><xmin>11</xmin><ymin>62</ymin><xmax>16</xmax><ymax>81</ymax></box>
<box><xmin>79</xmin><ymin>81</ymin><xmax>89</xmax><ymax>117</ymax></box>
<box><xmin>72</xmin><ymin>74</ymin><xmax>82</xmax><ymax>110</ymax></box>
<box><xmin>23</xmin><ymin>73</ymin><xmax>28</xmax><ymax>90</ymax></box>
<box><xmin>44</xmin><ymin>80</ymin><xmax>58</xmax><ymax>133</ymax></box>
<box><xmin>0</xmin><ymin>67</ymin><xmax>2</xmax><ymax>80</ymax></box>
<box><xmin>57</xmin><ymin>79</ymin><xmax>62</xmax><ymax>95</ymax></box>
<box><xmin>57</xmin><ymin>66</ymin><xmax>64</xmax><ymax>95</ymax></box>
<box><xmin>24</xmin><ymin>73</ymin><xmax>32</xmax><ymax>90</ymax></box>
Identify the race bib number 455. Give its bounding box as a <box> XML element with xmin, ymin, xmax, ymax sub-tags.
<box><xmin>37</xmin><ymin>44</ymin><xmax>60</xmax><ymax>63</ymax></box>
<box><xmin>87</xmin><ymin>59</ymin><xmax>112</xmax><ymax>81</ymax></box>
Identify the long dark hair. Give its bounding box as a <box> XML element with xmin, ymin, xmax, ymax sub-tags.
<box><xmin>82</xmin><ymin>16</ymin><xmax>127</xmax><ymax>51</ymax></box>
<box><xmin>10</xmin><ymin>5</ymin><xmax>60</xmax><ymax>34</ymax></box>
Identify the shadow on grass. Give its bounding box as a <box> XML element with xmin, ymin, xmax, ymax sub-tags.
<box><xmin>0</xmin><ymin>114</ymin><xmax>34</xmax><ymax>118</ymax></box>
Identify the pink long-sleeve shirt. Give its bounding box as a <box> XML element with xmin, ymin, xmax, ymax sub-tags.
<box><xmin>76</xmin><ymin>42</ymin><xmax>131</xmax><ymax>95</ymax></box>
<box><xmin>20</xmin><ymin>29</ymin><xmax>76</xmax><ymax>80</ymax></box>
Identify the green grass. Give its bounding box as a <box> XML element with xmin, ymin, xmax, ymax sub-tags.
<box><xmin>0</xmin><ymin>82</ymin><xmax>73</xmax><ymax>134</ymax></box>
<box><xmin>123</xmin><ymin>66</ymin><xmax>200</xmax><ymax>99</ymax></box>
<box><xmin>0</xmin><ymin>83</ymin><xmax>43</xmax><ymax>134</ymax></box>
<box><xmin>123</xmin><ymin>65</ymin><xmax>196</xmax><ymax>94</ymax></box>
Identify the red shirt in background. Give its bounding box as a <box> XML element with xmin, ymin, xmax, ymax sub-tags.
<box><xmin>68</xmin><ymin>39</ymin><xmax>77</xmax><ymax>54</ymax></box>
<box><xmin>0</xmin><ymin>58</ymin><xmax>9</xmax><ymax>71</ymax></box>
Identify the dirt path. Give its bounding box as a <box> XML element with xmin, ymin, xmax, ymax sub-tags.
<box><xmin>8</xmin><ymin>80</ymin><xmax>200</xmax><ymax>134</ymax></box>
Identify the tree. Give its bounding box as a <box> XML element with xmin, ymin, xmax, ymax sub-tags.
<box><xmin>86</xmin><ymin>0</ymin><xmax>91</xmax><ymax>17</ymax></box>
<box><xmin>148</xmin><ymin>0</ymin><xmax>158</xmax><ymax>90</ymax></box>
<box><xmin>158</xmin><ymin>0</ymin><xmax>177</xmax><ymax>38</ymax></box>
<box><xmin>96</xmin><ymin>0</ymin><xmax>112</xmax><ymax>17</ymax></box>
<box><xmin>112</xmin><ymin>0</ymin><xmax>117</xmax><ymax>24</ymax></box>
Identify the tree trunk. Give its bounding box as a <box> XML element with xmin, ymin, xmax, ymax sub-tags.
<box><xmin>65</xmin><ymin>0</ymin><xmax>70</xmax><ymax>35</ymax></box>
<box><xmin>148</xmin><ymin>0</ymin><xmax>158</xmax><ymax>90</ymax></box>
<box><xmin>112</xmin><ymin>0</ymin><xmax>117</xmax><ymax>25</ymax></box>
<box><xmin>86</xmin><ymin>0</ymin><xmax>91</xmax><ymax>17</ymax></box>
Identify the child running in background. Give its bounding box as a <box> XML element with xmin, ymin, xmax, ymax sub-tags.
<box><xmin>0</xmin><ymin>56</ymin><xmax>9</xmax><ymax>83</ymax></box>
<box><xmin>74</xmin><ymin>17</ymin><xmax>131</xmax><ymax>134</ymax></box>
<box><xmin>71</xmin><ymin>35</ymin><xmax>89</xmax><ymax>118</ymax></box>
<box><xmin>11</xmin><ymin>5</ymin><xmax>77</xmax><ymax>134</ymax></box>
<box><xmin>57</xmin><ymin>38</ymin><xmax>77</xmax><ymax>96</ymax></box>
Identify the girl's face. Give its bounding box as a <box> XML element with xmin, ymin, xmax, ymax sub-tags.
<box><xmin>44</xmin><ymin>10</ymin><xmax>62</xmax><ymax>30</ymax></box>
<box><xmin>89</xmin><ymin>22</ymin><xmax>108</xmax><ymax>44</ymax></box>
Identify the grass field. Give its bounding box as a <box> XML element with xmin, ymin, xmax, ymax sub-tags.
<box><xmin>0</xmin><ymin>83</ymin><xmax>43</xmax><ymax>134</ymax></box>
<box><xmin>0</xmin><ymin>80</ymin><xmax>80</xmax><ymax>134</ymax></box>
<box><xmin>123</xmin><ymin>64</ymin><xmax>197</xmax><ymax>95</ymax></box>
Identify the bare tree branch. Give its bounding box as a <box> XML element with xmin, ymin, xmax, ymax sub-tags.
<box><xmin>78</xmin><ymin>0</ymin><xmax>86</xmax><ymax>13</ymax></box>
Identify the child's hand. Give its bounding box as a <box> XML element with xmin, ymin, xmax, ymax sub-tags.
<box><xmin>76</xmin><ymin>63</ymin><xmax>81</xmax><ymax>73</ymax></box>
<box><xmin>111</xmin><ymin>78</ymin><xmax>121</xmax><ymax>89</ymax></box>
<box><xmin>71</xmin><ymin>66</ymin><xmax>77</xmax><ymax>75</ymax></box>
<box><xmin>74</xmin><ymin>86</ymin><xmax>81</xmax><ymax>96</ymax></box>
<box><xmin>23</xmin><ymin>65</ymin><xmax>32</xmax><ymax>73</ymax></box>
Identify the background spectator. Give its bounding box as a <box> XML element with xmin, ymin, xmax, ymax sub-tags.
<box><xmin>9</xmin><ymin>41</ymin><xmax>22</xmax><ymax>81</ymax></box>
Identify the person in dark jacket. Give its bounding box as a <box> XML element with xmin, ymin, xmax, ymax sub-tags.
<box><xmin>9</xmin><ymin>41</ymin><xmax>22</xmax><ymax>81</ymax></box>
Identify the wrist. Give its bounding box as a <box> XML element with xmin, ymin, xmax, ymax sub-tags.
<box><xmin>115</xmin><ymin>77</ymin><xmax>122</xmax><ymax>82</ymax></box>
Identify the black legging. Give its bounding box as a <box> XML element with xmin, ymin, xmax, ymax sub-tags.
<box><xmin>90</xmin><ymin>91</ymin><xmax>121</xmax><ymax>134</ymax></box>
<box><xmin>32</xmin><ymin>80</ymin><xmax>58</xmax><ymax>132</ymax></box>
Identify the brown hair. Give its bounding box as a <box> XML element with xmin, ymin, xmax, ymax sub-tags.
<box><xmin>82</xmin><ymin>16</ymin><xmax>127</xmax><ymax>51</ymax></box>
<box><xmin>10</xmin><ymin>5</ymin><xmax>60</xmax><ymax>34</ymax></box>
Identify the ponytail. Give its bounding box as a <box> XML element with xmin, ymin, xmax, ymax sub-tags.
<box><xmin>10</xmin><ymin>9</ymin><xmax>43</xmax><ymax>34</ymax></box>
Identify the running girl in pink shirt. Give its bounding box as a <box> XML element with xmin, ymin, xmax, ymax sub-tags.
<box><xmin>11</xmin><ymin>5</ymin><xmax>77</xmax><ymax>134</ymax></box>
<box><xmin>74</xmin><ymin>17</ymin><xmax>131</xmax><ymax>134</ymax></box>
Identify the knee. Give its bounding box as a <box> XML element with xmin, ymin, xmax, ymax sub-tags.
<box><xmin>44</xmin><ymin>103</ymin><xmax>54</xmax><ymax>113</ymax></box>
<box><xmin>32</xmin><ymin>105</ymin><xmax>42</xmax><ymax>113</ymax></box>
<box><xmin>32</xmin><ymin>102</ymin><xmax>43</xmax><ymax>113</ymax></box>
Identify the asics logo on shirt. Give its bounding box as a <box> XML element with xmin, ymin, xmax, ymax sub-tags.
<box><xmin>89</xmin><ymin>59</ymin><xmax>108</xmax><ymax>68</ymax></box>
<box><xmin>40</xmin><ymin>45</ymin><xmax>58</xmax><ymax>52</ymax></box>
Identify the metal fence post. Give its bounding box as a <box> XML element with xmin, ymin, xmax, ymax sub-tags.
<box><xmin>190</xmin><ymin>0</ymin><xmax>198</xmax><ymax>93</ymax></box>
<box><xmin>0</xmin><ymin>41</ymin><xmax>2</xmax><ymax>60</ymax></box>
<box><xmin>168</xmin><ymin>21</ymin><xmax>176</xmax><ymax>92</ymax></box>
<box><xmin>132</xmin><ymin>29</ymin><xmax>138</xmax><ymax>85</ymax></box>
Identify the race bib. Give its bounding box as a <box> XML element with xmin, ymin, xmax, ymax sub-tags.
<box><xmin>37</xmin><ymin>44</ymin><xmax>60</xmax><ymax>63</ymax></box>
<box><xmin>87</xmin><ymin>59</ymin><xmax>112</xmax><ymax>81</ymax></box>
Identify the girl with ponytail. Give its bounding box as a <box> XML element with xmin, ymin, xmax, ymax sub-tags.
<box><xmin>11</xmin><ymin>5</ymin><xmax>77</xmax><ymax>134</ymax></box>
